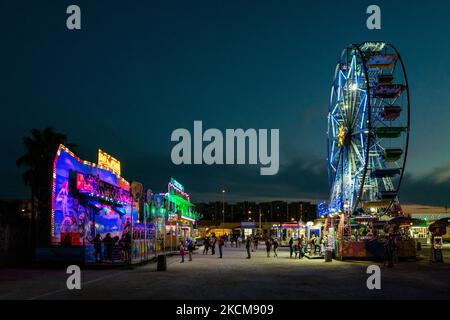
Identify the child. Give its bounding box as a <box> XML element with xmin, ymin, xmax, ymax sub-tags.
<box><xmin>179</xmin><ymin>240</ymin><xmax>185</xmax><ymax>263</ymax></box>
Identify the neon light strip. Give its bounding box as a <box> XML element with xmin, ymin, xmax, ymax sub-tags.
<box><xmin>168</xmin><ymin>182</ymin><xmax>190</xmax><ymax>200</ymax></box>
<box><xmin>57</xmin><ymin>144</ymin><xmax>129</xmax><ymax>187</ymax></box>
<box><xmin>50</xmin><ymin>148</ymin><xmax>60</xmax><ymax>240</ymax></box>
<box><xmin>181</xmin><ymin>216</ymin><xmax>196</xmax><ymax>222</ymax></box>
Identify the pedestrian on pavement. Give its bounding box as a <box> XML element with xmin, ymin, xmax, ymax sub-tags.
<box><xmin>93</xmin><ymin>234</ymin><xmax>102</xmax><ymax>262</ymax></box>
<box><xmin>289</xmin><ymin>237</ymin><xmax>294</xmax><ymax>258</ymax></box>
<box><xmin>210</xmin><ymin>234</ymin><xmax>217</xmax><ymax>255</ymax></box>
<box><xmin>237</xmin><ymin>235</ymin><xmax>242</xmax><ymax>248</ymax></box>
<box><xmin>253</xmin><ymin>236</ymin><xmax>259</xmax><ymax>251</ymax></box>
<box><xmin>187</xmin><ymin>238</ymin><xmax>194</xmax><ymax>261</ymax></box>
<box><xmin>224</xmin><ymin>233</ymin><xmax>228</xmax><ymax>248</ymax></box>
<box><xmin>245</xmin><ymin>236</ymin><xmax>252</xmax><ymax>259</ymax></box>
<box><xmin>123</xmin><ymin>231</ymin><xmax>131</xmax><ymax>263</ymax></box>
<box><xmin>102</xmin><ymin>233</ymin><xmax>114</xmax><ymax>262</ymax></box>
<box><xmin>203</xmin><ymin>236</ymin><xmax>210</xmax><ymax>255</ymax></box>
<box><xmin>294</xmin><ymin>243</ymin><xmax>299</xmax><ymax>259</ymax></box>
<box><xmin>265</xmin><ymin>237</ymin><xmax>272</xmax><ymax>258</ymax></box>
<box><xmin>179</xmin><ymin>240</ymin><xmax>185</xmax><ymax>263</ymax></box>
<box><xmin>384</xmin><ymin>235</ymin><xmax>394</xmax><ymax>268</ymax></box>
<box><xmin>218</xmin><ymin>236</ymin><xmax>225</xmax><ymax>258</ymax></box>
<box><xmin>314</xmin><ymin>235</ymin><xmax>321</xmax><ymax>255</ymax></box>
<box><xmin>273</xmin><ymin>238</ymin><xmax>279</xmax><ymax>257</ymax></box>
<box><xmin>298</xmin><ymin>235</ymin><xmax>305</xmax><ymax>259</ymax></box>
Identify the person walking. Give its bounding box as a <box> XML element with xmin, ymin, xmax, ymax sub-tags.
<box><xmin>314</xmin><ymin>235</ymin><xmax>321</xmax><ymax>255</ymax></box>
<box><xmin>245</xmin><ymin>236</ymin><xmax>252</xmax><ymax>259</ymax></box>
<box><xmin>310</xmin><ymin>234</ymin><xmax>316</xmax><ymax>255</ymax></box>
<box><xmin>179</xmin><ymin>240</ymin><xmax>185</xmax><ymax>263</ymax></box>
<box><xmin>298</xmin><ymin>235</ymin><xmax>305</xmax><ymax>259</ymax></box>
<box><xmin>237</xmin><ymin>235</ymin><xmax>242</xmax><ymax>248</ymax></box>
<box><xmin>384</xmin><ymin>235</ymin><xmax>394</xmax><ymax>268</ymax></box>
<box><xmin>265</xmin><ymin>237</ymin><xmax>272</xmax><ymax>258</ymax></box>
<box><xmin>102</xmin><ymin>233</ymin><xmax>113</xmax><ymax>262</ymax></box>
<box><xmin>273</xmin><ymin>238</ymin><xmax>279</xmax><ymax>257</ymax></box>
<box><xmin>210</xmin><ymin>235</ymin><xmax>217</xmax><ymax>255</ymax></box>
<box><xmin>253</xmin><ymin>236</ymin><xmax>259</xmax><ymax>251</ymax></box>
<box><xmin>289</xmin><ymin>237</ymin><xmax>294</xmax><ymax>258</ymax></box>
<box><xmin>123</xmin><ymin>231</ymin><xmax>131</xmax><ymax>263</ymax></box>
<box><xmin>203</xmin><ymin>236</ymin><xmax>210</xmax><ymax>255</ymax></box>
<box><xmin>187</xmin><ymin>238</ymin><xmax>194</xmax><ymax>261</ymax></box>
<box><xmin>224</xmin><ymin>233</ymin><xmax>228</xmax><ymax>248</ymax></box>
<box><xmin>93</xmin><ymin>234</ymin><xmax>102</xmax><ymax>262</ymax></box>
<box><xmin>218</xmin><ymin>236</ymin><xmax>225</xmax><ymax>258</ymax></box>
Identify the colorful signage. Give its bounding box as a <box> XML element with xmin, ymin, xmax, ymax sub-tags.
<box><xmin>98</xmin><ymin>149</ymin><xmax>121</xmax><ymax>176</ymax></box>
<box><xmin>130</xmin><ymin>181</ymin><xmax>143</xmax><ymax>201</ymax></box>
<box><xmin>76</xmin><ymin>173</ymin><xmax>131</xmax><ymax>204</ymax></box>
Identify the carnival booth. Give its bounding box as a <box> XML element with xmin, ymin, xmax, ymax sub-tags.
<box><xmin>325</xmin><ymin>213</ymin><xmax>419</xmax><ymax>260</ymax></box>
<box><xmin>271</xmin><ymin>223</ymin><xmax>306</xmax><ymax>246</ymax></box>
<box><xmin>164</xmin><ymin>178</ymin><xmax>201</xmax><ymax>251</ymax></box>
<box><xmin>48</xmin><ymin>145</ymin><xmax>140</xmax><ymax>264</ymax></box>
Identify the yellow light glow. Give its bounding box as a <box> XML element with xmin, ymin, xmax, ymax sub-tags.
<box><xmin>98</xmin><ymin>149</ymin><xmax>121</xmax><ymax>176</ymax></box>
<box><xmin>338</xmin><ymin>124</ymin><xmax>345</xmax><ymax>147</ymax></box>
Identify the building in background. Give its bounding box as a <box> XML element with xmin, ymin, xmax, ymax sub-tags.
<box><xmin>195</xmin><ymin>200</ymin><xmax>318</xmax><ymax>224</ymax></box>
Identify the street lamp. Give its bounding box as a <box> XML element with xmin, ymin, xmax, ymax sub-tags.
<box><xmin>221</xmin><ymin>189</ymin><xmax>226</xmax><ymax>235</ymax></box>
<box><xmin>259</xmin><ymin>211</ymin><xmax>262</xmax><ymax>229</ymax></box>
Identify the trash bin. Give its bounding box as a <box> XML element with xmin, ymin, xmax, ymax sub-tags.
<box><xmin>157</xmin><ymin>254</ymin><xmax>167</xmax><ymax>271</ymax></box>
<box><xmin>325</xmin><ymin>250</ymin><xmax>333</xmax><ymax>262</ymax></box>
<box><xmin>416</xmin><ymin>241</ymin><xmax>422</xmax><ymax>251</ymax></box>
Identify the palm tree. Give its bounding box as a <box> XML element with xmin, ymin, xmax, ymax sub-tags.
<box><xmin>16</xmin><ymin>127</ymin><xmax>76</xmax><ymax>248</ymax></box>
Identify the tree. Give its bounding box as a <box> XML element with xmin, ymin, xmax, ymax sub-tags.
<box><xmin>16</xmin><ymin>127</ymin><xmax>76</xmax><ymax>248</ymax></box>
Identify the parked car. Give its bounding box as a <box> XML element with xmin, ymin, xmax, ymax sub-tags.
<box><xmin>194</xmin><ymin>237</ymin><xmax>205</xmax><ymax>247</ymax></box>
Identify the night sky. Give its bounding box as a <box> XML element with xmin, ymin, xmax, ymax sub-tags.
<box><xmin>1</xmin><ymin>0</ymin><xmax>449</xmax><ymax>205</ymax></box>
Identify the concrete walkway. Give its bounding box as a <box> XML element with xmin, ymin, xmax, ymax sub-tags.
<box><xmin>1</xmin><ymin>246</ymin><xmax>449</xmax><ymax>300</ymax></box>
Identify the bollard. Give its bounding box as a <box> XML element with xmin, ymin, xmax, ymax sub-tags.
<box><xmin>157</xmin><ymin>254</ymin><xmax>167</xmax><ymax>271</ymax></box>
<box><xmin>325</xmin><ymin>250</ymin><xmax>333</xmax><ymax>262</ymax></box>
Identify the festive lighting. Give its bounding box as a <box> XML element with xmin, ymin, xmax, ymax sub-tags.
<box><xmin>98</xmin><ymin>149</ymin><xmax>121</xmax><ymax>176</ymax></box>
<box><xmin>338</xmin><ymin>124</ymin><xmax>345</xmax><ymax>147</ymax></box>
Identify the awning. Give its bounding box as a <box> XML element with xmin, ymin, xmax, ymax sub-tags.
<box><xmin>429</xmin><ymin>218</ymin><xmax>450</xmax><ymax>234</ymax></box>
<box><xmin>165</xmin><ymin>193</ymin><xmax>193</xmax><ymax>207</ymax></box>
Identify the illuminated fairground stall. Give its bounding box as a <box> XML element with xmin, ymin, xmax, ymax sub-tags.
<box><xmin>271</xmin><ymin>223</ymin><xmax>306</xmax><ymax>246</ymax></box>
<box><xmin>164</xmin><ymin>178</ymin><xmax>201</xmax><ymax>251</ymax></box>
<box><xmin>47</xmin><ymin>144</ymin><xmax>154</xmax><ymax>264</ymax></box>
<box><xmin>325</xmin><ymin>41</ymin><xmax>416</xmax><ymax>260</ymax></box>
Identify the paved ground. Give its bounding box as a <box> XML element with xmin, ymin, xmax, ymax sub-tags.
<box><xmin>1</xmin><ymin>245</ymin><xmax>450</xmax><ymax>300</ymax></box>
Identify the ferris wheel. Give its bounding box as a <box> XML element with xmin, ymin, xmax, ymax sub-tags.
<box><xmin>327</xmin><ymin>41</ymin><xmax>410</xmax><ymax>216</ymax></box>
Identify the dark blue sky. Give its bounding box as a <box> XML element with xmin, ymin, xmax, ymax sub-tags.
<box><xmin>1</xmin><ymin>0</ymin><xmax>449</xmax><ymax>205</ymax></box>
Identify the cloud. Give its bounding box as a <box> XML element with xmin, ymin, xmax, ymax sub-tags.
<box><xmin>401</xmin><ymin>159</ymin><xmax>450</xmax><ymax>206</ymax></box>
<box><xmin>124</xmin><ymin>153</ymin><xmax>329</xmax><ymax>203</ymax></box>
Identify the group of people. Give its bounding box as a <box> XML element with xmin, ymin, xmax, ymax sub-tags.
<box><xmin>180</xmin><ymin>234</ymin><xmax>227</xmax><ymax>262</ymax></box>
<box><xmin>93</xmin><ymin>231</ymin><xmax>132</xmax><ymax>263</ymax></box>
<box><xmin>177</xmin><ymin>233</ymin><xmax>329</xmax><ymax>262</ymax></box>
<box><xmin>201</xmin><ymin>234</ymin><xmax>226</xmax><ymax>258</ymax></box>
<box><xmin>179</xmin><ymin>238</ymin><xmax>196</xmax><ymax>262</ymax></box>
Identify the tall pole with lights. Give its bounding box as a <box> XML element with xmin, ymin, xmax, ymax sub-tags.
<box><xmin>221</xmin><ymin>189</ymin><xmax>226</xmax><ymax>234</ymax></box>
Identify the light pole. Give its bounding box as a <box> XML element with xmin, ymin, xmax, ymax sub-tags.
<box><xmin>259</xmin><ymin>210</ymin><xmax>262</xmax><ymax>230</ymax></box>
<box><xmin>221</xmin><ymin>189</ymin><xmax>226</xmax><ymax>235</ymax></box>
